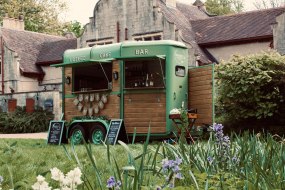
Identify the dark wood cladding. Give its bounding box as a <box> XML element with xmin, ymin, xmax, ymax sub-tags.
<box><xmin>124</xmin><ymin>93</ymin><xmax>166</xmax><ymax>134</ymax></box>
<box><xmin>188</xmin><ymin>66</ymin><xmax>213</xmax><ymax>126</ymax></box>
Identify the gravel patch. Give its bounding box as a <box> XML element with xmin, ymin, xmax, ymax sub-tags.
<box><xmin>0</xmin><ymin>132</ymin><xmax>48</xmax><ymax>139</ymax></box>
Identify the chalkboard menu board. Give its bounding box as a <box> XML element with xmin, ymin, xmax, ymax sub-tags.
<box><xmin>47</xmin><ymin>121</ymin><xmax>65</xmax><ymax>145</ymax></box>
<box><xmin>105</xmin><ymin>119</ymin><xmax>128</xmax><ymax>145</ymax></box>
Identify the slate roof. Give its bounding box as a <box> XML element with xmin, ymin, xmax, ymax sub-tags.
<box><xmin>159</xmin><ymin>1</ymin><xmax>212</xmax><ymax>63</ymax></box>
<box><xmin>191</xmin><ymin>7</ymin><xmax>285</xmax><ymax>46</ymax></box>
<box><xmin>1</xmin><ymin>28</ymin><xmax>76</xmax><ymax>76</ymax></box>
<box><xmin>176</xmin><ymin>1</ymin><xmax>209</xmax><ymax>21</ymax></box>
<box><xmin>37</xmin><ymin>39</ymin><xmax>77</xmax><ymax>65</ymax></box>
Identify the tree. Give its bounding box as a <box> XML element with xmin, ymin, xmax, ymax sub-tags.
<box><xmin>253</xmin><ymin>0</ymin><xmax>285</xmax><ymax>9</ymax></box>
<box><xmin>205</xmin><ymin>0</ymin><xmax>244</xmax><ymax>15</ymax></box>
<box><xmin>0</xmin><ymin>0</ymin><xmax>82</xmax><ymax>36</ymax></box>
<box><xmin>61</xmin><ymin>21</ymin><xmax>84</xmax><ymax>38</ymax></box>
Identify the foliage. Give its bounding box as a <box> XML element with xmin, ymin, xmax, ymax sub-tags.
<box><xmin>253</xmin><ymin>0</ymin><xmax>285</xmax><ymax>9</ymax></box>
<box><xmin>61</xmin><ymin>21</ymin><xmax>84</xmax><ymax>38</ymax></box>
<box><xmin>215</xmin><ymin>51</ymin><xmax>285</xmax><ymax>123</ymax></box>
<box><xmin>205</xmin><ymin>0</ymin><xmax>244</xmax><ymax>15</ymax></box>
<box><xmin>1</xmin><ymin>131</ymin><xmax>285</xmax><ymax>189</ymax></box>
<box><xmin>0</xmin><ymin>0</ymin><xmax>83</xmax><ymax>36</ymax></box>
<box><xmin>0</xmin><ymin>107</ymin><xmax>54</xmax><ymax>133</ymax></box>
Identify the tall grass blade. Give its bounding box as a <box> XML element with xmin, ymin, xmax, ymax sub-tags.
<box><xmin>132</xmin><ymin>128</ymin><xmax>136</xmax><ymax>144</ymax></box>
<box><xmin>62</xmin><ymin>144</ymin><xmax>72</xmax><ymax>160</ymax></box>
<box><xmin>189</xmin><ymin>170</ymin><xmax>199</xmax><ymax>190</ymax></box>
<box><xmin>82</xmin><ymin>141</ymin><xmax>103</xmax><ymax>190</ymax></box>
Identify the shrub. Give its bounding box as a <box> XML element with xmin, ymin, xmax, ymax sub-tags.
<box><xmin>215</xmin><ymin>51</ymin><xmax>285</xmax><ymax>124</ymax></box>
<box><xmin>0</xmin><ymin>107</ymin><xmax>54</xmax><ymax>133</ymax></box>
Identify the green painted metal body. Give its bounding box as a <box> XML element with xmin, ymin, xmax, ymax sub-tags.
<box><xmin>54</xmin><ymin>40</ymin><xmax>189</xmax><ymax>138</ymax></box>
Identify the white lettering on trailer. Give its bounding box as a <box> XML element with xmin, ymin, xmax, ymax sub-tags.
<box><xmin>99</xmin><ymin>52</ymin><xmax>111</xmax><ymax>59</ymax></box>
<box><xmin>70</xmin><ymin>56</ymin><xmax>86</xmax><ymax>62</ymax></box>
<box><xmin>135</xmin><ymin>49</ymin><xmax>148</xmax><ymax>55</ymax></box>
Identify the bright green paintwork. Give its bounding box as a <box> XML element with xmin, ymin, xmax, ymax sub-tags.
<box><xmin>55</xmin><ymin>40</ymin><xmax>189</xmax><ymax>137</ymax></box>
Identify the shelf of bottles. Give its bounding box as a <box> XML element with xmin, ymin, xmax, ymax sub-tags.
<box><xmin>125</xmin><ymin>62</ymin><xmax>163</xmax><ymax>89</ymax></box>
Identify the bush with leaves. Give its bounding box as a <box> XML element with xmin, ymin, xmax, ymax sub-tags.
<box><xmin>215</xmin><ymin>51</ymin><xmax>285</xmax><ymax>123</ymax></box>
<box><xmin>0</xmin><ymin>107</ymin><xmax>54</xmax><ymax>133</ymax></box>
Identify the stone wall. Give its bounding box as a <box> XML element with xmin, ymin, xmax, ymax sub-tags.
<box><xmin>0</xmin><ymin>91</ymin><xmax>62</xmax><ymax>120</ymax></box>
<box><xmin>79</xmin><ymin>0</ymin><xmax>175</xmax><ymax>47</ymax></box>
<box><xmin>274</xmin><ymin>13</ymin><xmax>285</xmax><ymax>55</ymax></box>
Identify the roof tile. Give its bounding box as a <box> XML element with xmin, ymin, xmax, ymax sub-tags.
<box><xmin>191</xmin><ymin>7</ymin><xmax>285</xmax><ymax>45</ymax></box>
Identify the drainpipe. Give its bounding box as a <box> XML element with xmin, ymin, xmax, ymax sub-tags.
<box><xmin>1</xmin><ymin>36</ymin><xmax>4</xmax><ymax>94</ymax></box>
<box><xmin>117</xmin><ymin>22</ymin><xmax>120</xmax><ymax>43</ymax></box>
<box><xmin>125</xmin><ymin>28</ymin><xmax>128</xmax><ymax>40</ymax></box>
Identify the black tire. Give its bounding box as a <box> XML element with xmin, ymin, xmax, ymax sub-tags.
<box><xmin>69</xmin><ymin>124</ymin><xmax>87</xmax><ymax>144</ymax></box>
<box><xmin>88</xmin><ymin>123</ymin><xmax>107</xmax><ymax>144</ymax></box>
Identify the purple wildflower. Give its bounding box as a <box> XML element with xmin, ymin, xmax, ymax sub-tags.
<box><xmin>232</xmin><ymin>156</ymin><xmax>239</xmax><ymax>163</ymax></box>
<box><xmin>168</xmin><ymin>183</ymin><xmax>174</xmax><ymax>188</ymax></box>
<box><xmin>175</xmin><ymin>157</ymin><xmax>182</xmax><ymax>165</ymax></box>
<box><xmin>107</xmin><ymin>176</ymin><xmax>121</xmax><ymax>189</ymax></box>
<box><xmin>172</xmin><ymin>165</ymin><xmax>180</xmax><ymax>173</ymax></box>
<box><xmin>107</xmin><ymin>176</ymin><xmax>116</xmax><ymax>188</ymax></box>
<box><xmin>213</xmin><ymin>123</ymin><xmax>223</xmax><ymax>132</ymax></box>
<box><xmin>207</xmin><ymin>156</ymin><xmax>214</xmax><ymax>164</ymax></box>
<box><xmin>175</xmin><ymin>172</ymin><xmax>183</xmax><ymax>179</ymax></box>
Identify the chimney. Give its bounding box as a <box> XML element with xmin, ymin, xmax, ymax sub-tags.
<box><xmin>2</xmin><ymin>14</ymin><xmax>25</xmax><ymax>31</ymax></box>
<box><xmin>193</xmin><ymin>0</ymin><xmax>209</xmax><ymax>13</ymax></box>
<box><xmin>193</xmin><ymin>0</ymin><xmax>204</xmax><ymax>7</ymax></box>
<box><xmin>165</xmin><ymin>0</ymin><xmax>176</xmax><ymax>8</ymax></box>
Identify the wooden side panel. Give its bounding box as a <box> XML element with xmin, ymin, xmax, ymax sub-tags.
<box><xmin>65</xmin><ymin>94</ymin><xmax>120</xmax><ymax>122</ymax></box>
<box><xmin>188</xmin><ymin>66</ymin><xmax>213</xmax><ymax>126</ymax></box>
<box><xmin>124</xmin><ymin>93</ymin><xmax>166</xmax><ymax>134</ymax></box>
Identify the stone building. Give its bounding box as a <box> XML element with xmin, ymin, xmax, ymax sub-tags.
<box><xmin>79</xmin><ymin>0</ymin><xmax>285</xmax><ymax>65</ymax></box>
<box><xmin>79</xmin><ymin>0</ymin><xmax>212</xmax><ymax>66</ymax></box>
<box><xmin>0</xmin><ymin>16</ymin><xmax>76</xmax><ymax>118</ymax></box>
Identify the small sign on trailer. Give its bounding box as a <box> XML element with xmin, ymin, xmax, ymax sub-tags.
<box><xmin>47</xmin><ymin>121</ymin><xmax>65</xmax><ymax>145</ymax></box>
<box><xmin>105</xmin><ymin>119</ymin><xmax>128</xmax><ymax>145</ymax></box>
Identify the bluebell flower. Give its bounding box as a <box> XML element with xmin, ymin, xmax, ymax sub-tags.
<box><xmin>207</xmin><ymin>156</ymin><xmax>214</xmax><ymax>164</ymax></box>
<box><xmin>172</xmin><ymin>165</ymin><xmax>180</xmax><ymax>173</ymax></box>
<box><xmin>232</xmin><ymin>156</ymin><xmax>239</xmax><ymax>163</ymax></box>
<box><xmin>175</xmin><ymin>157</ymin><xmax>182</xmax><ymax>165</ymax></box>
<box><xmin>168</xmin><ymin>183</ymin><xmax>174</xmax><ymax>188</ymax></box>
<box><xmin>106</xmin><ymin>176</ymin><xmax>116</xmax><ymax>188</ymax></box>
<box><xmin>0</xmin><ymin>176</ymin><xmax>3</xmax><ymax>183</ymax></box>
<box><xmin>175</xmin><ymin>172</ymin><xmax>183</xmax><ymax>179</ymax></box>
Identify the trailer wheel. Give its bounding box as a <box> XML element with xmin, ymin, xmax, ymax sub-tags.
<box><xmin>70</xmin><ymin>124</ymin><xmax>86</xmax><ymax>144</ymax></box>
<box><xmin>89</xmin><ymin>124</ymin><xmax>106</xmax><ymax>144</ymax></box>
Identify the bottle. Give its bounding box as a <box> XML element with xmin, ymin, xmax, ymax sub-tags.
<box><xmin>145</xmin><ymin>73</ymin><xmax>149</xmax><ymax>87</ymax></box>
<box><xmin>149</xmin><ymin>73</ymin><xmax>154</xmax><ymax>87</ymax></box>
<box><xmin>142</xmin><ymin>76</ymin><xmax>145</xmax><ymax>87</ymax></box>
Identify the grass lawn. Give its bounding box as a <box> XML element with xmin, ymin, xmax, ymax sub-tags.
<box><xmin>1</xmin><ymin>130</ymin><xmax>285</xmax><ymax>189</ymax></box>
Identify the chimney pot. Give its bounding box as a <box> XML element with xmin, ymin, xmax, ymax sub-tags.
<box><xmin>165</xmin><ymin>0</ymin><xmax>176</xmax><ymax>8</ymax></box>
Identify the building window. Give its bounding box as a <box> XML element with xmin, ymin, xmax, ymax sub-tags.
<box><xmin>86</xmin><ymin>39</ymin><xmax>113</xmax><ymax>47</ymax></box>
<box><xmin>133</xmin><ymin>33</ymin><xmax>163</xmax><ymax>41</ymax></box>
<box><xmin>73</xmin><ymin>63</ymin><xmax>112</xmax><ymax>92</ymax></box>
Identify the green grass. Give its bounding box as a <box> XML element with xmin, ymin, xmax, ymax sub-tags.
<box><xmin>1</xmin><ymin>132</ymin><xmax>285</xmax><ymax>189</ymax></box>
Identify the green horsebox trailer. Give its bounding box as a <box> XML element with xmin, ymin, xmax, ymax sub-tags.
<box><xmin>53</xmin><ymin>40</ymin><xmax>194</xmax><ymax>144</ymax></box>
